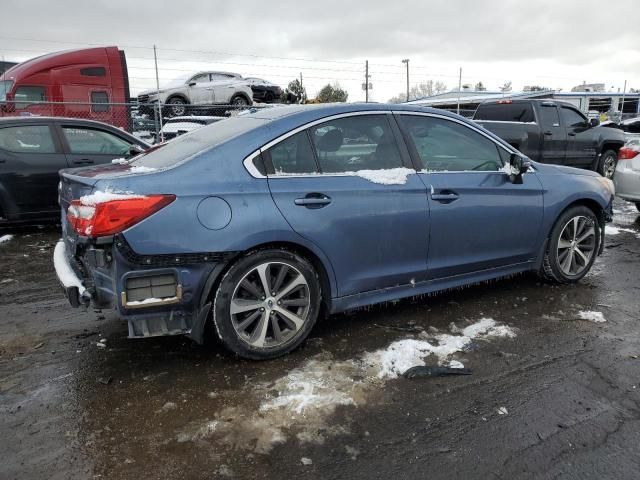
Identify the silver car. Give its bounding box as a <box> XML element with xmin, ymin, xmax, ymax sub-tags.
<box><xmin>613</xmin><ymin>139</ymin><xmax>640</xmax><ymax>211</ymax></box>
<box><xmin>137</xmin><ymin>72</ymin><xmax>253</xmax><ymax>117</ymax></box>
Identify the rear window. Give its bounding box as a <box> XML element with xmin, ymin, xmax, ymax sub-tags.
<box><xmin>475</xmin><ymin>103</ymin><xmax>535</xmax><ymax>123</ymax></box>
<box><xmin>130</xmin><ymin>116</ymin><xmax>264</xmax><ymax>169</ymax></box>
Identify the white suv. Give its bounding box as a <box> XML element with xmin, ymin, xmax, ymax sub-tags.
<box><xmin>137</xmin><ymin>72</ymin><xmax>253</xmax><ymax>117</ymax></box>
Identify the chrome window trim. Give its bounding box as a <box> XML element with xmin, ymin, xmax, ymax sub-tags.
<box><xmin>243</xmin><ymin>111</ymin><xmax>393</xmax><ymax>179</ymax></box>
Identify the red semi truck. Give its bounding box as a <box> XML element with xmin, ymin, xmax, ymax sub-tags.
<box><xmin>0</xmin><ymin>46</ymin><xmax>131</xmax><ymax>130</ymax></box>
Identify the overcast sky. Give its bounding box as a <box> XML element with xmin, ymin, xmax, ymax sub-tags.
<box><xmin>1</xmin><ymin>0</ymin><xmax>639</xmax><ymax>101</ymax></box>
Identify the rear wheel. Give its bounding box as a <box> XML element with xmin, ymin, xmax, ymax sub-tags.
<box><xmin>540</xmin><ymin>206</ymin><xmax>600</xmax><ymax>283</ymax></box>
<box><xmin>597</xmin><ymin>150</ymin><xmax>617</xmax><ymax>179</ymax></box>
<box><xmin>230</xmin><ymin>95</ymin><xmax>250</xmax><ymax>108</ymax></box>
<box><xmin>212</xmin><ymin>249</ymin><xmax>321</xmax><ymax>360</ymax></box>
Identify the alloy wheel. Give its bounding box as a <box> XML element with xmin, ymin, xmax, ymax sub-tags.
<box><xmin>168</xmin><ymin>99</ymin><xmax>186</xmax><ymax>116</ymax></box>
<box><xmin>602</xmin><ymin>154</ymin><xmax>616</xmax><ymax>179</ymax></box>
<box><xmin>230</xmin><ymin>261</ymin><xmax>310</xmax><ymax>348</ymax></box>
<box><xmin>556</xmin><ymin>216</ymin><xmax>596</xmax><ymax>276</ymax></box>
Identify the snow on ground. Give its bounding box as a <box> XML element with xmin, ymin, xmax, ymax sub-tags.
<box><xmin>0</xmin><ymin>234</ymin><xmax>14</xmax><ymax>245</ymax></box>
<box><xmin>577</xmin><ymin>311</ymin><xmax>606</xmax><ymax>323</ymax></box>
<box><xmin>53</xmin><ymin>241</ymin><xmax>86</xmax><ymax>295</ymax></box>
<box><xmin>605</xmin><ymin>225</ymin><xmax>640</xmax><ymax>238</ymax></box>
<box><xmin>79</xmin><ymin>190</ymin><xmax>144</xmax><ymax>206</ymax></box>
<box><xmin>176</xmin><ymin>318</ymin><xmax>516</xmax><ymax>452</ymax></box>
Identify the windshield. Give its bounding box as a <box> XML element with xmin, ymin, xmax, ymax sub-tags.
<box><xmin>0</xmin><ymin>80</ymin><xmax>13</xmax><ymax>101</ymax></box>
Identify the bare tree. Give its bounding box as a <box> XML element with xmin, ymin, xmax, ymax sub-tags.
<box><xmin>388</xmin><ymin>80</ymin><xmax>448</xmax><ymax>103</ymax></box>
<box><xmin>500</xmin><ymin>81</ymin><xmax>513</xmax><ymax>93</ymax></box>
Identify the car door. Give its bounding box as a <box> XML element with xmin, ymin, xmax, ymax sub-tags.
<box><xmin>396</xmin><ymin>113</ymin><xmax>544</xmax><ymax>280</ymax></box>
<box><xmin>559</xmin><ymin>105</ymin><xmax>598</xmax><ymax>166</ymax></box>
<box><xmin>187</xmin><ymin>73</ymin><xmax>214</xmax><ymax>105</ymax></box>
<box><xmin>265</xmin><ymin>112</ymin><xmax>430</xmax><ymax>297</ymax></box>
<box><xmin>0</xmin><ymin>122</ymin><xmax>68</xmax><ymax>216</ymax></box>
<box><xmin>58</xmin><ymin>124</ymin><xmax>134</xmax><ymax>166</ymax></box>
<box><xmin>537</xmin><ymin>103</ymin><xmax>567</xmax><ymax>165</ymax></box>
<box><xmin>210</xmin><ymin>73</ymin><xmax>237</xmax><ymax>104</ymax></box>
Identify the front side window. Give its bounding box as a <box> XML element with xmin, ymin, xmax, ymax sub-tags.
<box><xmin>268</xmin><ymin>131</ymin><xmax>318</xmax><ymax>175</ymax></box>
<box><xmin>14</xmin><ymin>86</ymin><xmax>46</xmax><ymax>109</ymax></box>
<box><xmin>63</xmin><ymin>127</ymin><xmax>131</xmax><ymax>155</ymax></box>
<box><xmin>309</xmin><ymin>115</ymin><xmax>403</xmax><ymax>173</ymax></box>
<box><xmin>90</xmin><ymin>91</ymin><xmax>109</xmax><ymax>112</ymax></box>
<box><xmin>190</xmin><ymin>74</ymin><xmax>210</xmax><ymax>84</ymax></box>
<box><xmin>0</xmin><ymin>125</ymin><xmax>56</xmax><ymax>153</ymax></box>
<box><xmin>560</xmin><ymin>107</ymin><xmax>587</xmax><ymax>127</ymax></box>
<box><xmin>399</xmin><ymin>115</ymin><xmax>504</xmax><ymax>172</ymax></box>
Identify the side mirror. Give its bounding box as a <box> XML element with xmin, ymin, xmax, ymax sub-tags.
<box><xmin>590</xmin><ymin>118</ymin><xmax>600</xmax><ymax>127</ymax></box>
<box><xmin>129</xmin><ymin>144</ymin><xmax>145</xmax><ymax>156</ymax></box>
<box><xmin>508</xmin><ymin>153</ymin><xmax>531</xmax><ymax>184</ymax></box>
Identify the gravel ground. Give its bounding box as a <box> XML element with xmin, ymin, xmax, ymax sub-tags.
<box><xmin>1</xmin><ymin>200</ymin><xmax>640</xmax><ymax>480</ymax></box>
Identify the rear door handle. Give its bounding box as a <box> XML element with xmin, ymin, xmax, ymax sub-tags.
<box><xmin>72</xmin><ymin>159</ymin><xmax>94</xmax><ymax>165</ymax></box>
<box><xmin>294</xmin><ymin>193</ymin><xmax>332</xmax><ymax>208</ymax></box>
<box><xmin>568</xmin><ymin>132</ymin><xmax>576</xmax><ymax>137</ymax></box>
<box><xmin>544</xmin><ymin>131</ymin><xmax>553</xmax><ymax>136</ymax></box>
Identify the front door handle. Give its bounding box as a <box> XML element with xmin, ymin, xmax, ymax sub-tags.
<box><xmin>543</xmin><ymin>131</ymin><xmax>553</xmax><ymax>137</ymax></box>
<box><xmin>294</xmin><ymin>193</ymin><xmax>332</xmax><ymax>209</ymax></box>
<box><xmin>431</xmin><ymin>190</ymin><xmax>459</xmax><ymax>203</ymax></box>
<box><xmin>72</xmin><ymin>159</ymin><xmax>94</xmax><ymax>165</ymax></box>
<box><xmin>568</xmin><ymin>132</ymin><xmax>577</xmax><ymax>137</ymax></box>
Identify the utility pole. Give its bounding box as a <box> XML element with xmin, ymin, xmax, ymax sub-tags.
<box><xmin>402</xmin><ymin>59</ymin><xmax>410</xmax><ymax>102</ymax></box>
<box><xmin>365</xmin><ymin>60</ymin><xmax>370</xmax><ymax>103</ymax></box>
<box><xmin>299</xmin><ymin>72</ymin><xmax>304</xmax><ymax>103</ymax></box>
<box><xmin>620</xmin><ymin>79</ymin><xmax>627</xmax><ymax>119</ymax></box>
<box><xmin>153</xmin><ymin>45</ymin><xmax>164</xmax><ymax>142</ymax></box>
<box><xmin>456</xmin><ymin>67</ymin><xmax>462</xmax><ymax>115</ymax></box>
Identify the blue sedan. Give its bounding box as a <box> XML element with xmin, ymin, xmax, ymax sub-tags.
<box><xmin>55</xmin><ymin>104</ymin><xmax>615</xmax><ymax>359</ymax></box>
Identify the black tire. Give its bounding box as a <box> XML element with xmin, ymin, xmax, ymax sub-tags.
<box><xmin>165</xmin><ymin>96</ymin><xmax>189</xmax><ymax>117</ymax></box>
<box><xmin>597</xmin><ymin>150</ymin><xmax>617</xmax><ymax>179</ymax></box>
<box><xmin>212</xmin><ymin>249</ymin><xmax>321</xmax><ymax>360</ymax></box>
<box><xmin>230</xmin><ymin>94</ymin><xmax>251</xmax><ymax>108</ymax></box>
<box><xmin>636</xmin><ymin>202</ymin><xmax>640</xmax><ymax>213</ymax></box>
<box><xmin>540</xmin><ymin>206</ymin><xmax>601</xmax><ymax>284</ymax></box>
<box><xmin>265</xmin><ymin>91</ymin><xmax>275</xmax><ymax>102</ymax></box>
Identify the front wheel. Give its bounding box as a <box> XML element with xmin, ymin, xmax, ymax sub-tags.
<box><xmin>165</xmin><ymin>97</ymin><xmax>188</xmax><ymax>117</ymax></box>
<box><xmin>540</xmin><ymin>206</ymin><xmax>600</xmax><ymax>283</ymax></box>
<box><xmin>212</xmin><ymin>249</ymin><xmax>321</xmax><ymax>360</ymax></box>
<box><xmin>597</xmin><ymin>150</ymin><xmax>617</xmax><ymax>179</ymax></box>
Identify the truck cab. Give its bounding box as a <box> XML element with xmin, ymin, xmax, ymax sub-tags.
<box><xmin>0</xmin><ymin>46</ymin><xmax>130</xmax><ymax>131</ymax></box>
<box><xmin>473</xmin><ymin>99</ymin><xmax>625</xmax><ymax>178</ymax></box>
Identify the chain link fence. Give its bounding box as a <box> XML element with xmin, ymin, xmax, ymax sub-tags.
<box><xmin>0</xmin><ymin>100</ymin><xmax>276</xmax><ymax>144</ymax></box>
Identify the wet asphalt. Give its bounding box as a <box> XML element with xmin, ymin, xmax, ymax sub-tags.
<box><xmin>1</xmin><ymin>200</ymin><xmax>640</xmax><ymax>480</ymax></box>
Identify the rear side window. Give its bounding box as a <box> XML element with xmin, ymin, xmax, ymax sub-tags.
<box><xmin>62</xmin><ymin>127</ymin><xmax>131</xmax><ymax>155</ymax></box>
<box><xmin>0</xmin><ymin>125</ymin><xmax>56</xmax><ymax>153</ymax></box>
<box><xmin>268</xmin><ymin>131</ymin><xmax>318</xmax><ymax>174</ymax></box>
<box><xmin>475</xmin><ymin>103</ymin><xmax>535</xmax><ymax>123</ymax></box>
<box><xmin>399</xmin><ymin>115</ymin><xmax>503</xmax><ymax>172</ymax></box>
<box><xmin>90</xmin><ymin>91</ymin><xmax>109</xmax><ymax>112</ymax></box>
<box><xmin>309</xmin><ymin>115</ymin><xmax>403</xmax><ymax>173</ymax></box>
<box><xmin>14</xmin><ymin>86</ymin><xmax>46</xmax><ymax>109</ymax></box>
<box><xmin>539</xmin><ymin>105</ymin><xmax>560</xmax><ymax>127</ymax></box>
<box><xmin>560</xmin><ymin>107</ymin><xmax>587</xmax><ymax>127</ymax></box>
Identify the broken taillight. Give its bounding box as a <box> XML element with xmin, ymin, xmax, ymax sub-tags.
<box><xmin>617</xmin><ymin>146</ymin><xmax>640</xmax><ymax>160</ymax></box>
<box><xmin>67</xmin><ymin>194</ymin><xmax>176</xmax><ymax>237</ymax></box>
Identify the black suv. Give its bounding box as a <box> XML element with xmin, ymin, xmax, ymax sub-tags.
<box><xmin>0</xmin><ymin>117</ymin><xmax>149</xmax><ymax>225</ymax></box>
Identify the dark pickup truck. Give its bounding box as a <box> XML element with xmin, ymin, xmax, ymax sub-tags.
<box><xmin>473</xmin><ymin>99</ymin><xmax>625</xmax><ymax>178</ymax></box>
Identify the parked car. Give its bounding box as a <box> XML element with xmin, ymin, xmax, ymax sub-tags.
<box><xmin>601</xmin><ymin>116</ymin><xmax>640</xmax><ymax>141</ymax></box>
<box><xmin>613</xmin><ymin>139</ymin><xmax>640</xmax><ymax>211</ymax></box>
<box><xmin>137</xmin><ymin>72</ymin><xmax>253</xmax><ymax>117</ymax></box>
<box><xmin>473</xmin><ymin>99</ymin><xmax>626</xmax><ymax>179</ymax></box>
<box><xmin>55</xmin><ymin>103</ymin><xmax>614</xmax><ymax>360</ymax></box>
<box><xmin>0</xmin><ymin>46</ymin><xmax>131</xmax><ymax>130</ymax></box>
<box><xmin>154</xmin><ymin>116</ymin><xmax>224</xmax><ymax>143</ymax></box>
<box><xmin>245</xmin><ymin>78</ymin><xmax>283</xmax><ymax>103</ymax></box>
<box><xmin>0</xmin><ymin>117</ymin><xmax>148</xmax><ymax>224</ymax></box>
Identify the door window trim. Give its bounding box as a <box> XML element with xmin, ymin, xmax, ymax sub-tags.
<box><xmin>396</xmin><ymin>112</ymin><xmax>523</xmax><ymax>175</ymax></box>
<box><xmin>0</xmin><ymin>123</ymin><xmax>60</xmax><ymax>154</ymax></box>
